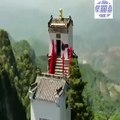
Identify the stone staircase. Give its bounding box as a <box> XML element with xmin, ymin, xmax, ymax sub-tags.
<box><xmin>55</xmin><ymin>57</ymin><xmax>70</xmax><ymax>77</ymax></box>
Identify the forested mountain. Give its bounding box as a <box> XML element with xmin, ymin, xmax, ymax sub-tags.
<box><xmin>1</xmin><ymin>0</ymin><xmax>120</xmax><ymax>85</ymax></box>
<box><xmin>80</xmin><ymin>63</ymin><xmax>120</xmax><ymax>119</ymax></box>
<box><xmin>0</xmin><ymin>29</ymin><xmax>37</xmax><ymax>120</ymax></box>
<box><xmin>1</xmin><ymin>28</ymin><xmax>120</xmax><ymax>120</ymax></box>
<box><xmin>12</xmin><ymin>40</ymin><xmax>36</xmax><ymax>63</ymax></box>
<box><xmin>87</xmin><ymin>46</ymin><xmax>120</xmax><ymax>82</ymax></box>
<box><xmin>0</xmin><ymin>29</ymin><xmax>27</xmax><ymax>120</ymax></box>
<box><xmin>28</xmin><ymin>38</ymin><xmax>48</xmax><ymax>56</ymax></box>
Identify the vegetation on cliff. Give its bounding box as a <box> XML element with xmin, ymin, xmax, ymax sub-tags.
<box><xmin>67</xmin><ymin>58</ymin><xmax>93</xmax><ymax>120</ymax></box>
<box><xmin>0</xmin><ymin>29</ymin><xmax>36</xmax><ymax>120</ymax></box>
<box><xmin>1</xmin><ymin>29</ymin><xmax>120</xmax><ymax>120</ymax></box>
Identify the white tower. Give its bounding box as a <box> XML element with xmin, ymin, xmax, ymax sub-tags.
<box><xmin>48</xmin><ymin>10</ymin><xmax>77</xmax><ymax>76</ymax></box>
<box><xmin>29</xmin><ymin>10</ymin><xmax>75</xmax><ymax>120</ymax></box>
<box><xmin>48</xmin><ymin>9</ymin><xmax>73</xmax><ymax>59</ymax></box>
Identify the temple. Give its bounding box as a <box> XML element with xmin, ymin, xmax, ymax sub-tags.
<box><xmin>29</xmin><ymin>10</ymin><xmax>78</xmax><ymax>120</ymax></box>
<box><xmin>48</xmin><ymin>10</ymin><xmax>77</xmax><ymax>77</ymax></box>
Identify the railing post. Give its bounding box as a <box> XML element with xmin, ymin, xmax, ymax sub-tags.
<box><xmin>49</xmin><ymin>40</ymin><xmax>56</xmax><ymax>74</ymax></box>
<box><xmin>62</xmin><ymin>54</ymin><xmax>64</xmax><ymax>74</ymax></box>
<box><xmin>69</xmin><ymin>47</ymin><xmax>73</xmax><ymax>65</ymax></box>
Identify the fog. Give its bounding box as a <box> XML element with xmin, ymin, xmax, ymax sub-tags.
<box><xmin>0</xmin><ymin>0</ymin><xmax>120</xmax><ymax>56</ymax></box>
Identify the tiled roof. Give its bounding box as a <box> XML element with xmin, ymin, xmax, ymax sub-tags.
<box><xmin>33</xmin><ymin>76</ymin><xmax>66</xmax><ymax>103</ymax></box>
<box><xmin>48</xmin><ymin>17</ymin><xmax>73</xmax><ymax>28</ymax></box>
<box><xmin>50</xmin><ymin>18</ymin><xmax>70</xmax><ymax>27</ymax></box>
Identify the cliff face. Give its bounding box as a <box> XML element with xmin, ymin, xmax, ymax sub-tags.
<box><xmin>0</xmin><ymin>29</ymin><xmax>27</xmax><ymax>120</ymax></box>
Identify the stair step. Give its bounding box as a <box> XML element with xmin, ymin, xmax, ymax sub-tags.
<box><xmin>55</xmin><ymin>71</ymin><xmax>63</xmax><ymax>74</ymax></box>
<box><xmin>52</xmin><ymin>57</ymin><xmax>70</xmax><ymax>77</ymax></box>
<box><xmin>55</xmin><ymin>72</ymin><xmax>69</xmax><ymax>76</ymax></box>
<box><xmin>55</xmin><ymin>70</ymin><xmax>69</xmax><ymax>74</ymax></box>
<box><xmin>55</xmin><ymin>70</ymin><xmax>63</xmax><ymax>73</ymax></box>
<box><xmin>56</xmin><ymin>58</ymin><xmax>70</xmax><ymax>62</ymax></box>
<box><xmin>55</xmin><ymin>66</ymin><xmax>69</xmax><ymax>70</ymax></box>
<box><xmin>55</xmin><ymin>69</ymin><xmax>63</xmax><ymax>72</ymax></box>
<box><xmin>55</xmin><ymin>64</ymin><xmax>63</xmax><ymax>66</ymax></box>
<box><xmin>56</xmin><ymin>57</ymin><xmax>62</xmax><ymax>60</ymax></box>
<box><xmin>56</xmin><ymin>63</ymin><xmax>69</xmax><ymax>66</ymax></box>
<box><xmin>55</xmin><ymin>73</ymin><xmax>69</xmax><ymax>77</ymax></box>
<box><xmin>55</xmin><ymin>69</ymin><xmax>69</xmax><ymax>73</ymax></box>
<box><xmin>56</xmin><ymin>62</ymin><xmax>62</xmax><ymax>64</ymax></box>
<box><xmin>55</xmin><ymin>66</ymin><xmax>69</xmax><ymax>69</ymax></box>
<box><xmin>56</xmin><ymin>58</ymin><xmax>70</xmax><ymax>61</ymax></box>
<box><xmin>55</xmin><ymin>72</ymin><xmax>63</xmax><ymax>75</ymax></box>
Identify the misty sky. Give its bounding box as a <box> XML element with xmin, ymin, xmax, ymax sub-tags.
<box><xmin>0</xmin><ymin>0</ymin><xmax>120</xmax><ymax>49</ymax></box>
<box><xmin>0</xmin><ymin>0</ymin><xmax>85</xmax><ymax>40</ymax></box>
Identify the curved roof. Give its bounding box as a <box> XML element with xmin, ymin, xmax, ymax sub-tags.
<box><xmin>48</xmin><ymin>16</ymin><xmax>73</xmax><ymax>28</ymax></box>
<box><xmin>32</xmin><ymin>76</ymin><xmax>66</xmax><ymax>103</ymax></box>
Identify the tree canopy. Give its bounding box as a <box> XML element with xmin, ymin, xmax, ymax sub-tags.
<box><xmin>67</xmin><ymin>58</ymin><xmax>93</xmax><ymax>120</ymax></box>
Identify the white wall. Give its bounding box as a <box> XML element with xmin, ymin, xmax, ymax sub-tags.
<box><xmin>31</xmin><ymin>99</ymin><xmax>60</xmax><ymax>120</ymax></box>
<box><xmin>59</xmin><ymin>89</ymin><xmax>71</xmax><ymax>120</ymax></box>
<box><xmin>66</xmin><ymin>105</ymin><xmax>71</xmax><ymax>120</ymax></box>
<box><xmin>48</xmin><ymin>24</ymin><xmax>73</xmax><ymax>59</ymax></box>
<box><xmin>30</xmin><ymin>88</ymin><xmax>71</xmax><ymax>120</ymax></box>
<box><xmin>49</xmin><ymin>33</ymin><xmax>56</xmax><ymax>56</ymax></box>
<box><xmin>68</xmin><ymin>24</ymin><xmax>73</xmax><ymax>48</ymax></box>
<box><xmin>61</xmin><ymin>33</ymin><xmax>68</xmax><ymax>59</ymax></box>
<box><xmin>49</xmin><ymin>32</ymin><xmax>69</xmax><ymax>59</ymax></box>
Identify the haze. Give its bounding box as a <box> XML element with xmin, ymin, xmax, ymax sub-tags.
<box><xmin>0</xmin><ymin>0</ymin><xmax>120</xmax><ymax>57</ymax></box>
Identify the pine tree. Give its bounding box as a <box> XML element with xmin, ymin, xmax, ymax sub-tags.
<box><xmin>67</xmin><ymin>58</ymin><xmax>93</xmax><ymax>120</ymax></box>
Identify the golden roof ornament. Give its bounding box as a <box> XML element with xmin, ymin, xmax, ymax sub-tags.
<box><xmin>59</xmin><ymin>8</ymin><xmax>64</xmax><ymax>19</ymax></box>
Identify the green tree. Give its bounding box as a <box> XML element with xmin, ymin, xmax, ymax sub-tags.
<box><xmin>110</xmin><ymin>113</ymin><xmax>120</xmax><ymax>120</ymax></box>
<box><xmin>35</xmin><ymin>55</ymin><xmax>47</xmax><ymax>72</ymax></box>
<box><xmin>12</xmin><ymin>40</ymin><xmax>36</xmax><ymax>63</ymax></box>
<box><xmin>94</xmin><ymin>112</ymin><xmax>108</xmax><ymax>120</ymax></box>
<box><xmin>0</xmin><ymin>29</ymin><xmax>27</xmax><ymax>120</ymax></box>
<box><xmin>16</xmin><ymin>50</ymin><xmax>37</xmax><ymax>120</ymax></box>
<box><xmin>67</xmin><ymin>58</ymin><xmax>93</xmax><ymax>120</ymax></box>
